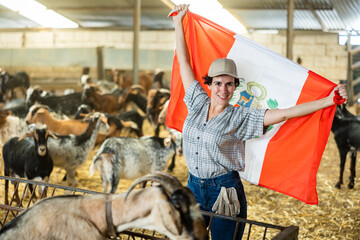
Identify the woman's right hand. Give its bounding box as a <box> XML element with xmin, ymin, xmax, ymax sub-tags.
<box><xmin>173</xmin><ymin>4</ymin><xmax>189</xmax><ymax>24</ymax></box>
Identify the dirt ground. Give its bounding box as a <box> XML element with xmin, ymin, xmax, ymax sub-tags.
<box><xmin>1</xmin><ymin>117</ymin><xmax>359</xmax><ymax>239</ymax></box>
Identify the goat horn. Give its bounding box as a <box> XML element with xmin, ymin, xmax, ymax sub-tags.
<box><xmin>124</xmin><ymin>172</ymin><xmax>183</xmax><ymax>202</ymax></box>
<box><xmin>18</xmin><ymin>132</ymin><xmax>33</xmax><ymax>141</ymax></box>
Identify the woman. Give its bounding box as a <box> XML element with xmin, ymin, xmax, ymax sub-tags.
<box><xmin>172</xmin><ymin>4</ymin><xmax>347</xmax><ymax>240</ymax></box>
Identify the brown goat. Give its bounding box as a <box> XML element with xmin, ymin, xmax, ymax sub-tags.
<box><xmin>25</xmin><ymin>105</ymin><xmax>137</xmax><ymax>145</ymax></box>
<box><xmin>81</xmin><ymin>86</ymin><xmax>120</xmax><ymax>113</ymax></box>
<box><xmin>111</xmin><ymin>69</ymin><xmax>153</xmax><ymax>95</ymax></box>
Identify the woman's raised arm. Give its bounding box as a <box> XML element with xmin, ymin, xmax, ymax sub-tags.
<box><xmin>172</xmin><ymin>4</ymin><xmax>195</xmax><ymax>91</ymax></box>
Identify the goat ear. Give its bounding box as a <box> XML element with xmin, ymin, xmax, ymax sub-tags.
<box><xmin>18</xmin><ymin>132</ymin><xmax>33</xmax><ymax>141</ymax></box>
<box><xmin>37</xmin><ymin>108</ymin><xmax>46</xmax><ymax>114</ymax></box>
<box><xmin>100</xmin><ymin>116</ymin><xmax>108</xmax><ymax>124</ymax></box>
<box><xmin>48</xmin><ymin>131</ymin><xmax>58</xmax><ymax>139</ymax></box>
<box><xmin>157</xmin><ymin>202</ymin><xmax>182</xmax><ymax>236</ymax></box>
<box><xmin>120</xmin><ymin>120</ymin><xmax>133</xmax><ymax>128</ymax></box>
<box><xmin>159</xmin><ymin>97</ymin><xmax>167</xmax><ymax>105</ymax></box>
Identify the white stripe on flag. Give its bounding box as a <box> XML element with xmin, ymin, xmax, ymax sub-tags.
<box><xmin>227</xmin><ymin>34</ymin><xmax>310</xmax><ymax>184</ymax></box>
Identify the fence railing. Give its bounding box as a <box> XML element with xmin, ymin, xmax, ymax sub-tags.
<box><xmin>0</xmin><ymin>176</ymin><xmax>298</xmax><ymax>239</ymax></box>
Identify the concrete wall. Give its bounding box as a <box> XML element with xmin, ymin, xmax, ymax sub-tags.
<box><xmin>0</xmin><ymin>29</ymin><xmax>347</xmax><ymax>89</ymax></box>
<box><xmin>244</xmin><ymin>31</ymin><xmax>347</xmax><ymax>83</ymax></box>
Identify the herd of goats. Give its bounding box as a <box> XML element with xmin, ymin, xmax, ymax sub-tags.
<box><xmin>0</xmin><ymin>69</ymin><xmax>210</xmax><ymax>240</ymax></box>
<box><xmin>0</xmin><ymin>68</ymin><xmax>359</xmax><ymax>239</ymax></box>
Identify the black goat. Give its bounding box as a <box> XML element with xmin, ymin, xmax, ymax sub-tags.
<box><xmin>332</xmin><ymin>105</ymin><xmax>360</xmax><ymax>189</ymax></box>
<box><xmin>0</xmin><ymin>71</ymin><xmax>30</xmax><ymax>102</ymax></box>
<box><xmin>74</xmin><ymin>104</ymin><xmax>92</xmax><ymax>120</ymax></box>
<box><xmin>153</xmin><ymin>71</ymin><xmax>170</xmax><ymax>89</ymax></box>
<box><xmin>147</xmin><ymin>89</ymin><xmax>171</xmax><ymax>137</ymax></box>
<box><xmin>117</xmin><ymin>110</ymin><xmax>145</xmax><ymax>136</ymax></box>
<box><xmin>3</xmin><ymin>99</ymin><xmax>29</xmax><ymax>118</ymax></box>
<box><xmin>26</xmin><ymin>88</ymin><xmax>82</xmax><ymax>115</ymax></box>
<box><xmin>118</xmin><ymin>89</ymin><xmax>147</xmax><ymax>113</ymax></box>
<box><xmin>74</xmin><ymin>105</ymin><xmax>144</xmax><ymax>137</ymax></box>
<box><xmin>3</xmin><ymin>124</ymin><xmax>57</xmax><ymax>205</ymax></box>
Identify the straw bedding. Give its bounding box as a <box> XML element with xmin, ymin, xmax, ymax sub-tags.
<box><xmin>0</xmin><ymin>119</ymin><xmax>359</xmax><ymax>239</ymax></box>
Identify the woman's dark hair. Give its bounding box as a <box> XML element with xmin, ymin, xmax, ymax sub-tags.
<box><xmin>202</xmin><ymin>74</ymin><xmax>241</xmax><ymax>87</ymax></box>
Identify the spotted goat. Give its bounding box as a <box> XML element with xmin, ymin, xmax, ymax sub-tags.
<box><xmin>89</xmin><ymin>131</ymin><xmax>182</xmax><ymax>194</ymax></box>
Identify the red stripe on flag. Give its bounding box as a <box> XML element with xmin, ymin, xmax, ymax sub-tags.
<box><xmin>258</xmin><ymin>71</ymin><xmax>336</xmax><ymax>204</ymax></box>
<box><xmin>166</xmin><ymin>12</ymin><xmax>235</xmax><ymax>131</ymax></box>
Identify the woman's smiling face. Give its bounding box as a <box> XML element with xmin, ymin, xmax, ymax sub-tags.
<box><xmin>208</xmin><ymin>75</ymin><xmax>236</xmax><ymax>107</ymax></box>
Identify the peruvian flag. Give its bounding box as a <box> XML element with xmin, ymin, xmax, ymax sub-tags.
<box><xmin>166</xmin><ymin>11</ymin><xmax>336</xmax><ymax>204</ymax></box>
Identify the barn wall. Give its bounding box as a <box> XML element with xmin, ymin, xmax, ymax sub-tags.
<box><xmin>245</xmin><ymin>31</ymin><xmax>347</xmax><ymax>83</ymax></box>
<box><xmin>0</xmin><ymin>29</ymin><xmax>347</xmax><ymax>89</ymax></box>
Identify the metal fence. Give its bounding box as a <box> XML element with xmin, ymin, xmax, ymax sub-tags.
<box><xmin>0</xmin><ymin>176</ymin><xmax>298</xmax><ymax>240</ymax></box>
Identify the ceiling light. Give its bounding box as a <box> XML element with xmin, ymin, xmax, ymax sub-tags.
<box><xmin>170</xmin><ymin>0</ymin><xmax>246</xmax><ymax>33</ymax></box>
<box><xmin>0</xmin><ymin>0</ymin><xmax>78</xmax><ymax>28</ymax></box>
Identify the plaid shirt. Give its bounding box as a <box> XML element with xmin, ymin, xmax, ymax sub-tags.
<box><xmin>183</xmin><ymin>81</ymin><xmax>267</xmax><ymax>178</ymax></box>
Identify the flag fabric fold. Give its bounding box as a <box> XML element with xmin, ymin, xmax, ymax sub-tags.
<box><xmin>166</xmin><ymin>11</ymin><xmax>336</xmax><ymax>204</ymax></box>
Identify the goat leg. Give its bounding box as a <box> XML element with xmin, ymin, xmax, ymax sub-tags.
<box><xmin>348</xmin><ymin>152</ymin><xmax>356</xmax><ymax>189</ymax></box>
<box><xmin>5</xmin><ymin>179</ymin><xmax>9</xmax><ymax>205</ymax></box>
<box><xmin>167</xmin><ymin>154</ymin><xmax>176</xmax><ymax>172</ymax></box>
<box><xmin>335</xmin><ymin>151</ymin><xmax>347</xmax><ymax>189</ymax></box>
<box><xmin>66</xmin><ymin>169</ymin><xmax>77</xmax><ymax>187</ymax></box>
<box><xmin>28</xmin><ymin>183</ymin><xmax>38</xmax><ymax>203</ymax></box>
<box><xmin>13</xmin><ymin>183</ymin><xmax>22</xmax><ymax>207</ymax></box>
<box><xmin>154</xmin><ymin>124</ymin><xmax>161</xmax><ymax>137</ymax></box>
<box><xmin>110</xmin><ymin>175</ymin><xmax>120</xmax><ymax>194</ymax></box>
<box><xmin>100</xmin><ymin>175</ymin><xmax>109</xmax><ymax>193</ymax></box>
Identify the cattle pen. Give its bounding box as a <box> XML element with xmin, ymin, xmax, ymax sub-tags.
<box><xmin>0</xmin><ymin>176</ymin><xmax>299</xmax><ymax>240</ymax></box>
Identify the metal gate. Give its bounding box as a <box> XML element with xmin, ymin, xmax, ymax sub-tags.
<box><xmin>0</xmin><ymin>176</ymin><xmax>298</xmax><ymax>240</ymax></box>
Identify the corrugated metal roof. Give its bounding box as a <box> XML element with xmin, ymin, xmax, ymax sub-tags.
<box><xmin>220</xmin><ymin>0</ymin><xmax>333</xmax><ymax>10</ymax></box>
<box><xmin>221</xmin><ymin>0</ymin><xmax>360</xmax><ymax>32</ymax></box>
<box><xmin>295</xmin><ymin>10</ymin><xmax>322</xmax><ymax>30</ymax></box>
<box><xmin>330</xmin><ymin>0</ymin><xmax>360</xmax><ymax>30</ymax></box>
<box><xmin>317</xmin><ymin>9</ymin><xmax>345</xmax><ymax>31</ymax></box>
<box><xmin>0</xmin><ymin>0</ymin><xmax>359</xmax><ymax>32</ymax></box>
<box><xmin>232</xmin><ymin>10</ymin><xmax>287</xmax><ymax>30</ymax></box>
<box><xmin>232</xmin><ymin>9</ymin><xmax>323</xmax><ymax>30</ymax></box>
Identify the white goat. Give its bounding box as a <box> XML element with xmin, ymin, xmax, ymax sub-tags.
<box><xmin>0</xmin><ymin>111</ymin><xmax>28</xmax><ymax>146</ymax></box>
<box><xmin>0</xmin><ymin>173</ymin><xmax>208</xmax><ymax>240</ymax></box>
<box><xmin>90</xmin><ymin>131</ymin><xmax>181</xmax><ymax>193</ymax></box>
<box><xmin>47</xmin><ymin>112</ymin><xmax>109</xmax><ymax>187</ymax></box>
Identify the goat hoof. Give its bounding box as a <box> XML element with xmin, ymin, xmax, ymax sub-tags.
<box><xmin>335</xmin><ymin>182</ymin><xmax>341</xmax><ymax>189</ymax></box>
<box><xmin>347</xmin><ymin>183</ymin><xmax>354</xmax><ymax>189</ymax></box>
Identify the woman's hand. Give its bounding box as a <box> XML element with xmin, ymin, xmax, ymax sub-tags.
<box><xmin>173</xmin><ymin>4</ymin><xmax>189</xmax><ymax>24</ymax></box>
<box><xmin>330</xmin><ymin>84</ymin><xmax>347</xmax><ymax>105</ymax></box>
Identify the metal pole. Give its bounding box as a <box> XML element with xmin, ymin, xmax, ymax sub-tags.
<box><xmin>346</xmin><ymin>32</ymin><xmax>354</xmax><ymax>105</ymax></box>
<box><xmin>96</xmin><ymin>46</ymin><xmax>104</xmax><ymax>80</ymax></box>
<box><xmin>286</xmin><ymin>0</ymin><xmax>294</xmax><ymax>60</ymax></box>
<box><xmin>133</xmin><ymin>0</ymin><xmax>141</xmax><ymax>84</ymax></box>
